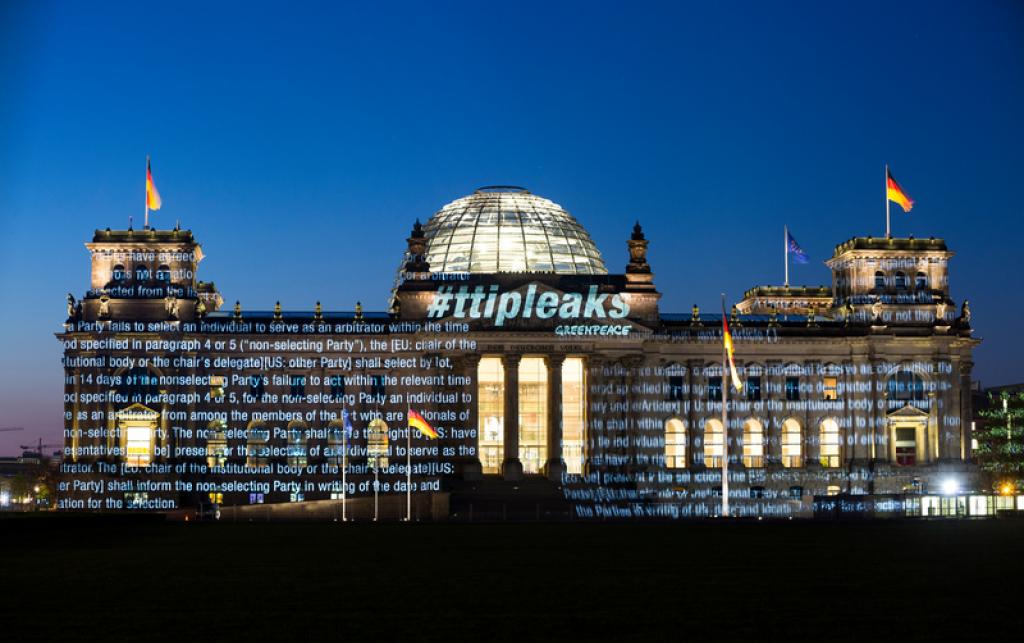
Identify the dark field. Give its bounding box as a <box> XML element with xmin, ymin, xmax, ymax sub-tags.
<box><xmin>1</xmin><ymin>516</ymin><xmax>1022</xmax><ymax>642</ymax></box>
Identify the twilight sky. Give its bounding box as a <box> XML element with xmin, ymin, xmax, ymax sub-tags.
<box><xmin>0</xmin><ymin>0</ymin><xmax>1021</xmax><ymax>455</ymax></box>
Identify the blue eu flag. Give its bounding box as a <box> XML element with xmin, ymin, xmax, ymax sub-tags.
<box><xmin>342</xmin><ymin>407</ymin><xmax>354</xmax><ymax>439</ymax></box>
<box><xmin>787</xmin><ymin>230</ymin><xmax>809</xmax><ymax>264</ymax></box>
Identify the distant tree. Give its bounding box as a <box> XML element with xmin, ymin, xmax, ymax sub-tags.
<box><xmin>975</xmin><ymin>391</ymin><xmax>1024</xmax><ymax>493</ymax></box>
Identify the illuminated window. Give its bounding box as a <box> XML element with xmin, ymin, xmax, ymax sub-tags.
<box><xmin>820</xmin><ymin>419</ymin><xmax>841</xmax><ymax>468</ymax></box>
<box><xmin>826</xmin><ymin>485</ymin><xmax>841</xmax><ymax>496</ymax></box>
<box><xmin>895</xmin><ymin>271</ymin><xmax>908</xmax><ymax>289</ymax></box>
<box><xmin>782</xmin><ymin>418</ymin><xmax>802</xmax><ymax>468</ymax></box>
<box><xmin>785</xmin><ymin>377</ymin><xmax>800</xmax><ymax>401</ymax></box>
<box><xmin>742</xmin><ymin>419</ymin><xmax>763</xmax><ymax>467</ymax></box>
<box><xmin>246</xmin><ymin>423</ymin><xmax>269</xmax><ymax>466</ymax></box>
<box><xmin>209</xmin><ymin>375</ymin><xmax>225</xmax><ymax>400</ymax></box>
<box><xmin>367</xmin><ymin>418</ymin><xmax>389</xmax><ymax>468</ymax></box>
<box><xmin>519</xmin><ymin>357</ymin><xmax>548</xmax><ymax>474</ymax></box>
<box><xmin>874</xmin><ymin>271</ymin><xmax>885</xmax><ymax>289</ymax></box>
<box><xmin>894</xmin><ymin>427</ymin><xmax>916</xmax><ymax>465</ymax></box>
<box><xmin>287</xmin><ymin>423</ymin><xmax>307</xmax><ymax>467</ymax></box>
<box><xmin>665</xmin><ymin>418</ymin><xmax>686</xmax><ymax>468</ymax></box>
<box><xmin>746</xmin><ymin>376</ymin><xmax>761</xmax><ymax>401</ymax></box>
<box><xmin>703</xmin><ymin>419</ymin><xmax>724</xmax><ymax>468</ymax></box>
<box><xmin>915</xmin><ymin>272</ymin><xmax>928</xmax><ymax>290</ymax></box>
<box><xmin>707</xmin><ymin>377</ymin><xmax>722</xmax><ymax>402</ymax></box>
<box><xmin>562</xmin><ymin>357</ymin><xmax>586</xmax><ymax>475</ymax></box>
<box><xmin>823</xmin><ymin>376</ymin><xmax>838</xmax><ymax>400</ymax></box>
<box><xmin>206</xmin><ymin>420</ymin><xmax>228</xmax><ymax>467</ymax></box>
<box><xmin>125</xmin><ymin>426</ymin><xmax>152</xmax><ymax>467</ymax></box>
<box><xmin>477</xmin><ymin>357</ymin><xmax>504</xmax><ymax>474</ymax></box>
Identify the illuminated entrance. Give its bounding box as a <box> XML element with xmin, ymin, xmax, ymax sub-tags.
<box><xmin>115</xmin><ymin>403</ymin><xmax>160</xmax><ymax>467</ymax></box>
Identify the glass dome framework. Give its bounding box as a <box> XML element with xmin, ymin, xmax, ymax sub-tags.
<box><xmin>420</xmin><ymin>187</ymin><xmax>607</xmax><ymax>275</ymax></box>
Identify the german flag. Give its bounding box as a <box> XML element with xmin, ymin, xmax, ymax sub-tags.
<box><xmin>721</xmin><ymin>303</ymin><xmax>742</xmax><ymax>392</ymax></box>
<box><xmin>146</xmin><ymin>157</ymin><xmax>162</xmax><ymax>211</ymax></box>
<box><xmin>887</xmin><ymin>167</ymin><xmax>913</xmax><ymax>212</ymax></box>
<box><xmin>408</xmin><ymin>409</ymin><xmax>438</xmax><ymax>439</ymax></box>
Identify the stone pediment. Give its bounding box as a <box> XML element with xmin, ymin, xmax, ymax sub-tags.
<box><xmin>115</xmin><ymin>403</ymin><xmax>160</xmax><ymax>420</ymax></box>
<box><xmin>886</xmin><ymin>403</ymin><xmax>928</xmax><ymax>419</ymax></box>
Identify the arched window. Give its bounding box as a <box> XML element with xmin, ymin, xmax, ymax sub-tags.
<box><xmin>112</xmin><ymin>264</ymin><xmax>126</xmax><ymax>282</ymax></box>
<box><xmin>895</xmin><ymin>271</ymin><xmax>908</xmax><ymax>289</ymax></box>
<box><xmin>742</xmin><ymin>419</ymin><xmax>763</xmax><ymax>467</ymax></box>
<box><xmin>782</xmin><ymin>418</ymin><xmax>802</xmax><ymax>468</ymax></box>
<box><xmin>118</xmin><ymin>367</ymin><xmax>160</xmax><ymax>405</ymax></box>
<box><xmin>477</xmin><ymin>357</ymin><xmax>504</xmax><ymax>474</ymax></box>
<box><xmin>246</xmin><ymin>423</ymin><xmax>269</xmax><ymax>466</ymax></box>
<box><xmin>156</xmin><ymin>265</ymin><xmax>171</xmax><ymax>283</ymax></box>
<box><xmin>287</xmin><ymin>422</ymin><xmax>307</xmax><ymax>467</ymax></box>
<box><xmin>206</xmin><ymin>420</ymin><xmax>228</xmax><ymax>468</ymax></box>
<box><xmin>819</xmin><ymin>419</ymin><xmax>841</xmax><ymax>467</ymax></box>
<box><xmin>325</xmin><ymin>420</ymin><xmax>346</xmax><ymax>466</ymax></box>
<box><xmin>915</xmin><ymin>272</ymin><xmax>928</xmax><ymax>290</ymax></box>
<box><xmin>665</xmin><ymin>418</ymin><xmax>686</xmax><ymax>468</ymax></box>
<box><xmin>887</xmin><ymin>369</ymin><xmax>926</xmax><ymax>403</ymax></box>
<box><xmin>134</xmin><ymin>264</ymin><xmax>150</xmax><ymax>281</ymax></box>
<box><xmin>874</xmin><ymin>271</ymin><xmax>885</xmax><ymax>289</ymax></box>
<box><xmin>703</xmin><ymin>419</ymin><xmax>724</xmax><ymax>468</ymax></box>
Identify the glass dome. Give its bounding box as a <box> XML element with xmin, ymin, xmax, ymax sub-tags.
<box><xmin>420</xmin><ymin>187</ymin><xmax>607</xmax><ymax>274</ymax></box>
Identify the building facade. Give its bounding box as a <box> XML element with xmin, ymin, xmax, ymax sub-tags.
<box><xmin>58</xmin><ymin>186</ymin><xmax>981</xmax><ymax>518</ymax></box>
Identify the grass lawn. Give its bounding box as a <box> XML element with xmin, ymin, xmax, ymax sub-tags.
<box><xmin>1</xmin><ymin>515</ymin><xmax>1022</xmax><ymax>641</ymax></box>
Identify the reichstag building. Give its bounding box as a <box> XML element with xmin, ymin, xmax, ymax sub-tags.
<box><xmin>59</xmin><ymin>186</ymin><xmax>981</xmax><ymax>518</ymax></box>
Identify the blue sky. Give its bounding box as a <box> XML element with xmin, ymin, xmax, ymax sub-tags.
<box><xmin>1</xmin><ymin>0</ymin><xmax>1021</xmax><ymax>454</ymax></box>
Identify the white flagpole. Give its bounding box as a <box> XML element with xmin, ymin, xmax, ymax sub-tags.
<box><xmin>144</xmin><ymin>156</ymin><xmax>150</xmax><ymax>230</ymax></box>
<box><xmin>721</xmin><ymin>293</ymin><xmax>730</xmax><ymax>518</ymax></box>
<box><xmin>342</xmin><ymin>407</ymin><xmax>347</xmax><ymax>522</ymax></box>
<box><xmin>885</xmin><ymin>164</ymin><xmax>891</xmax><ymax>239</ymax></box>
<box><xmin>784</xmin><ymin>225</ymin><xmax>789</xmax><ymax>287</ymax></box>
<box><xmin>406</xmin><ymin>405</ymin><xmax>412</xmax><ymax>521</ymax></box>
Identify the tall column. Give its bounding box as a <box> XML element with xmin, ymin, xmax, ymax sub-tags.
<box><xmin>502</xmin><ymin>354</ymin><xmax>523</xmax><ymax>481</ymax></box>
<box><xmin>765</xmin><ymin>360</ymin><xmax>783</xmax><ymax>468</ymax></box>
<box><xmin>850</xmin><ymin>357</ymin><xmax>871</xmax><ymax>463</ymax></box>
<box><xmin>462</xmin><ymin>355</ymin><xmax>482</xmax><ymax>480</ymax></box>
<box><xmin>686</xmin><ymin>359</ymin><xmax>700</xmax><ymax>469</ymax></box>
<box><xmin>728</xmin><ymin>360</ymin><xmax>745</xmax><ymax>469</ymax></box>
<box><xmin>545</xmin><ymin>354</ymin><xmax>566</xmax><ymax>482</ymax></box>
<box><xmin>959</xmin><ymin>359</ymin><xmax>974</xmax><ymax>462</ymax></box>
<box><xmin>870</xmin><ymin>358</ymin><xmax>888</xmax><ymax>465</ymax></box>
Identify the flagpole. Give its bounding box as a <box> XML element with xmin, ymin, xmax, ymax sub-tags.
<box><xmin>885</xmin><ymin>164</ymin><xmax>891</xmax><ymax>239</ymax></box>
<box><xmin>721</xmin><ymin>293</ymin><xmax>730</xmax><ymax>518</ymax></box>
<box><xmin>406</xmin><ymin>405</ymin><xmax>412</xmax><ymax>522</ymax></box>
<box><xmin>144</xmin><ymin>156</ymin><xmax>150</xmax><ymax>230</ymax></box>
<box><xmin>784</xmin><ymin>225</ymin><xmax>789</xmax><ymax>287</ymax></box>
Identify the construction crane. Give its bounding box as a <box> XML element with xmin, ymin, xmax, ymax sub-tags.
<box><xmin>20</xmin><ymin>437</ymin><xmax>62</xmax><ymax>459</ymax></box>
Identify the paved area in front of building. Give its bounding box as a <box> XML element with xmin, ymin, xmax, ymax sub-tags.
<box><xmin>1</xmin><ymin>516</ymin><xmax>1021</xmax><ymax>641</ymax></box>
